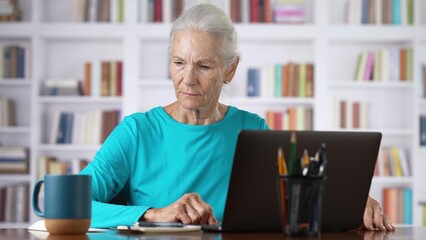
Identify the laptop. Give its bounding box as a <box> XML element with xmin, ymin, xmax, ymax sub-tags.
<box><xmin>219</xmin><ymin>130</ymin><xmax>381</xmax><ymax>232</ymax></box>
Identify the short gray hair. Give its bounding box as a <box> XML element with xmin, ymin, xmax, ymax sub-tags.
<box><xmin>169</xmin><ymin>4</ymin><xmax>239</xmax><ymax>67</ymax></box>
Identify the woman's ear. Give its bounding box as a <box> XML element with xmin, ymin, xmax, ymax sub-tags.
<box><xmin>224</xmin><ymin>57</ymin><xmax>240</xmax><ymax>84</ymax></box>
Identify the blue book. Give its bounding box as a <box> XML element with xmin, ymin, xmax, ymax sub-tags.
<box><xmin>63</xmin><ymin>113</ymin><xmax>74</xmax><ymax>144</ymax></box>
<box><xmin>392</xmin><ymin>0</ymin><xmax>401</xmax><ymax>24</ymax></box>
<box><xmin>361</xmin><ymin>0</ymin><xmax>368</xmax><ymax>24</ymax></box>
<box><xmin>17</xmin><ymin>47</ymin><xmax>25</xmax><ymax>78</ymax></box>
<box><xmin>247</xmin><ymin>68</ymin><xmax>260</xmax><ymax>97</ymax></box>
<box><xmin>404</xmin><ymin>188</ymin><xmax>412</xmax><ymax>224</ymax></box>
<box><xmin>57</xmin><ymin>113</ymin><xmax>67</xmax><ymax>144</ymax></box>
<box><xmin>274</xmin><ymin>64</ymin><xmax>282</xmax><ymax>97</ymax></box>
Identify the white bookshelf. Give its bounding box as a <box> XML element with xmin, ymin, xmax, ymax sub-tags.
<box><xmin>0</xmin><ymin>0</ymin><xmax>425</xmax><ymax>228</ymax></box>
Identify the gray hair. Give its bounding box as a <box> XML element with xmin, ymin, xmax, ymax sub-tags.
<box><xmin>169</xmin><ymin>4</ymin><xmax>239</xmax><ymax>67</ymax></box>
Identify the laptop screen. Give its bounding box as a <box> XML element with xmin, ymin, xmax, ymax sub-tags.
<box><xmin>222</xmin><ymin>130</ymin><xmax>381</xmax><ymax>232</ymax></box>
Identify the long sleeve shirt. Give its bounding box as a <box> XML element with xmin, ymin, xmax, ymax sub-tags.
<box><xmin>80</xmin><ymin>106</ymin><xmax>269</xmax><ymax>228</ymax></box>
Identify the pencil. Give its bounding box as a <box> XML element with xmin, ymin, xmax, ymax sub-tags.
<box><xmin>289</xmin><ymin>132</ymin><xmax>297</xmax><ymax>175</ymax></box>
<box><xmin>278</xmin><ymin>147</ymin><xmax>288</xmax><ymax>175</ymax></box>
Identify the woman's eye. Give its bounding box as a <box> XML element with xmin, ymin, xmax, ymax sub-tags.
<box><xmin>200</xmin><ymin>65</ymin><xmax>210</xmax><ymax>69</ymax></box>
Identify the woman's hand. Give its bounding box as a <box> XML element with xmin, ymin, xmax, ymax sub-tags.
<box><xmin>141</xmin><ymin>193</ymin><xmax>218</xmax><ymax>225</ymax></box>
<box><xmin>363</xmin><ymin>196</ymin><xmax>394</xmax><ymax>231</ymax></box>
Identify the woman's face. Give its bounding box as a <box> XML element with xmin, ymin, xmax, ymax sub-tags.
<box><xmin>169</xmin><ymin>29</ymin><xmax>232</xmax><ymax>111</ymax></box>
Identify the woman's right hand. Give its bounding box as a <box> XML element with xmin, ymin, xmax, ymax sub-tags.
<box><xmin>141</xmin><ymin>193</ymin><xmax>218</xmax><ymax>225</ymax></box>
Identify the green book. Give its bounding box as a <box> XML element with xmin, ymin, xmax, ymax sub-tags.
<box><xmin>406</xmin><ymin>48</ymin><xmax>413</xmax><ymax>81</ymax></box>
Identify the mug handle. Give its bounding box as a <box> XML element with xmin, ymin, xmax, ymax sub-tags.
<box><xmin>32</xmin><ymin>179</ymin><xmax>45</xmax><ymax>217</ymax></box>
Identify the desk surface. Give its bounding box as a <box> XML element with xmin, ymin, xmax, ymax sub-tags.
<box><xmin>1</xmin><ymin>227</ymin><xmax>426</xmax><ymax>240</ymax></box>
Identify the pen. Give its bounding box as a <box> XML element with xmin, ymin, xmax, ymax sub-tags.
<box><xmin>289</xmin><ymin>132</ymin><xmax>297</xmax><ymax>175</ymax></box>
<box><xmin>318</xmin><ymin>143</ymin><xmax>327</xmax><ymax>176</ymax></box>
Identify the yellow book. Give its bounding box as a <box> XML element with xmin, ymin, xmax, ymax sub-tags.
<box><xmin>390</xmin><ymin>147</ymin><xmax>403</xmax><ymax>177</ymax></box>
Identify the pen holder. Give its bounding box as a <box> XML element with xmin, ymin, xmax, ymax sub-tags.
<box><xmin>277</xmin><ymin>175</ymin><xmax>326</xmax><ymax>236</ymax></box>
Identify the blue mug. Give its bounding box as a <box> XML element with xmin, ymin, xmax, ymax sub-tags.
<box><xmin>32</xmin><ymin>174</ymin><xmax>92</xmax><ymax>234</ymax></box>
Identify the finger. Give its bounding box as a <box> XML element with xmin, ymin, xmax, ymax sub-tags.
<box><xmin>189</xmin><ymin>194</ymin><xmax>214</xmax><ymax>224</ymax></box>
<box><xmin>372</xmin><ymin>205</ymin><xmax>386</xmax><ymax>231</ymax></box>
<box><xmin>207</xmin><ymin>214</ymin><xmax>219</xmax><ymax>225</ymax></box>
<box><xmin>363</xmin><ymin>205</ymin><xmax>375</xmax><ymax>230</ymax></box>
<box><xmin>173</xmin><ymin>203</ymin><xmax>192</xmax><ymax>224</ymax></box>
<box><xmin>184</xmin><ymin>203</ymin><xmax>202</xmax><ymax>224</ymax></box>
<box><xmin>382</xmin><ymin>214</ymin><xmax>394</xmax><ymax>231</ymax></box>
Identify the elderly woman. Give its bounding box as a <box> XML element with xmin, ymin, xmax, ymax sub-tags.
<box><xmin>81</xmin><ymin>4</ymin><xmax>393</xmax><ymax>231</ymax></box>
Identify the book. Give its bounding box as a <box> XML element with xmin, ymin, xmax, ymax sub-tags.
<box><xmin>43</xmin><ymin>79</ymin><xmax>83</xmax><ymax>96</ymax></box>
<box><xmin>247</xmin><ymin>68</ymin><xmax>260</xmax><ymax>97</ymax></box>
<box><xmin>383</xmin><ymin>188</ymin><xmax>398</xmax><ymax>223</ymax></box>
<box><xmin>0</xmin><ymin>147</ymin><xmax>28</xmax><ymax>174</ymax></box>
<box><xmin>83</xmin><ymin>62</ymin><xmax>91</xmax><ymax>96</ymax></box>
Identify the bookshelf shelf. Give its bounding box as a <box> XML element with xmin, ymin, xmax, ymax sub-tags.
<box><xmin>0</xmin><ymin>80</ymin><xmax>32</xmax><ymax>85</ymax></box>
<box><xmin>329</xmin><ymin>26</ymin><xmax>417</xmax><ymax>41</ymax></box>
<box><xmin>0</xmin><ymin>127</ymin><xmax>31</xmax><ymax>134</ymax></box>
<box><xmin>329</xmin><ymin>81</ymin><xmax>415</xmax><ymax>89</ymax></box>
<box><xmin>37</xmin><ymin>144</ymin><xmax>101</xmax><ymax>152</ymax></box>
<box><xmin>330</xmin><ymin>128</ymin><xmax>414</xmax><ymax>136</ymax></box>
<box><xmin>372</xmin><ymin>177</ymin><xmax>413</xmax><ymax>184</ymax></box>
<box><xmin>0</xmin><ymin>174</ymin><xmax>31</xmax><ymax>182</ymax></box>
<box><xmin>0</xmin><ymin>223</ymin><xmax>30</xmax><ymax>229</ymax></box>
<box><xmin>229</xmin><ymin>97</ymin><xmax>315</xmax><ymax>105</ymax></box>
<box><xmin>38</xmin><ymin>24</ymin><xmax>125</xmax><ymax>38</ymax></box>
<box><xmin>38</xmin><ymin>96</ymin><xmax>122</xmax><ymax>104</ymax></box>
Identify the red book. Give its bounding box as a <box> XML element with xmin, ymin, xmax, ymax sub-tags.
<box><xmin>250</xmin><ymin>0</ymin><xmax>259</xmax><ymax>23</ymax></box>
<box><xmin>155</xmin><ymin>0</ymin><xmax>162</xmax><ymax>22</ymax></box>
<box><xmin>275</xmin><ymin>112</ymin><xmax>282</xmax><ymax>130</ymax></box>
<box><xmin>230</xmin><ymin>0</ymin><xmax>241</xmax><ymax>22</ymax></box>
<box><xmin>116</xmin><ymin>61</ymin><xmax>122</xmax><ymax>96</ymax></box>
<box><xmin>352</xmin><ymin>102</ymin><xmax>360</xmax><ymax>128</ymax></box>
<box><xmin>264</xmin><ymin>0</ymin><xmax>272</xmax><ymax>23</ymax></box>
<box><xmin>383</xmin><ymin>188</ymin><xmax>398</xmax><ymax>223</ymax></box>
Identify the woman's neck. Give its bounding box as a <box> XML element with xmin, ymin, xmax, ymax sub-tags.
<box><xmin>164</xmin><ymin>102</ymin><xmax>228</xmax><ymax>125</ymax></box>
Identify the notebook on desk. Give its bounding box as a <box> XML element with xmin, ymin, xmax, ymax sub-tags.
<box><xmin>219</xmin><ymin>130</ymin><xmax>382</xmax><ymax>232</ymax></box>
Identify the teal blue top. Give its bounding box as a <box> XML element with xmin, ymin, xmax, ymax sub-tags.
<box><xmin>81</xmin><ymin>106</ymin><xmax>269</xmax><ymax>228</ymax></box>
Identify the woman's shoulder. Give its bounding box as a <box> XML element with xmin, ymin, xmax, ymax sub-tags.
<box><xmin>227</xmin><ymin>106</ymin><xmax>263</xmax><ymax>120</ymax></box>
<box><xmin>226</xmin><ymin>106</ymin><xmax>268</xmax><ymax>129</ymax></box>
<box><xmin>121</xmin><ymin>107</ymin><xmax>165</xmax><ymax>127</ymax></box>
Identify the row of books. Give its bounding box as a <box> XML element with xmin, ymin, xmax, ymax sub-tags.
<box><xmin>247</xmin><ymin>63</ymin><xmax>314</xmax><ymax>98</ymax></box>
<box><xmin>0</xmin><ymin>182</ymin><xmax>29</xmax><ymax>223</ymax></box>
<box><xmin>382</xmin><ymin>187</ymin><xmax>412</xmax><ymax>224</ymax></box>
<box><xmin>230</xmin><ymin>0</ymin><xmax>308</xmax><ymax>23</ymax></box>
<box><xmin>49</xmin><ymin>110</ymin><xmax>120</xmax><ymax>145</ymax></box>
<box><xmin>0</xmin><ymin>146</ymin><xmax>28</xmax><ymax>174</ymax></box>
<box><xmin>72</xmin><ymin>0</ymin><xmax>124</xmax><ymax>23</ymax></box>
<box><xmin>0</xmin><ymin>45</ymin><xmax>30</xmax><ymax>79</ymax></box>
<box><xmin>84</xmin><ymin>60</ymin><xmax>123</xmax><ymax>97</ymax></box>
<box><xmin>0</xmin><ymin>98</ymin><xmax>15</xmax><ymax>127</ymax></box>
<box><xmin>37</xmin><ymin>156</ymin><xmax>89</xmax><ymax>179</ymax></box>
<box><xmin>42</xmin><ymin>60</ymin><xmax>123</xmax><ymax>97</ymax></box>
<box><xmin>0</xmin><ymin>0</ymin><xmax>20</xmax><ymax>22</ymax></box>
<box><xmin>374</xmin><ymin>146</ymin><xmax>410</xmax><ymax>177</ymax></box>
<box><xmin>419</xmin><ymin>115</ymin><xmax>426</xmax><ymax>146</ymax></box>
<box><xmin>354</xmin><ymin>48</ymin><xmax>412</xmax><ymax>82</ymax></box>
<box><xmin>265</xmin><ymin>107</ymin><xmax>313</xmax><ymax>130</ymax></box>
<box><xmin>334</xmin><ymin>99</ymin><xmax>369</xmax><ymax>129</ymax></box>
<box><xmin>347</xmin><ymin>0</ymin><xmax>414</xmax><ymax>25</ymax></box>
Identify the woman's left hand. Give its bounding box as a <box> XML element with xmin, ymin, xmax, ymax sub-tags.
<box><xmin>362</xmin><ymin>196</ymin><xmax>394</xmax><ymax>231</ymax></box>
